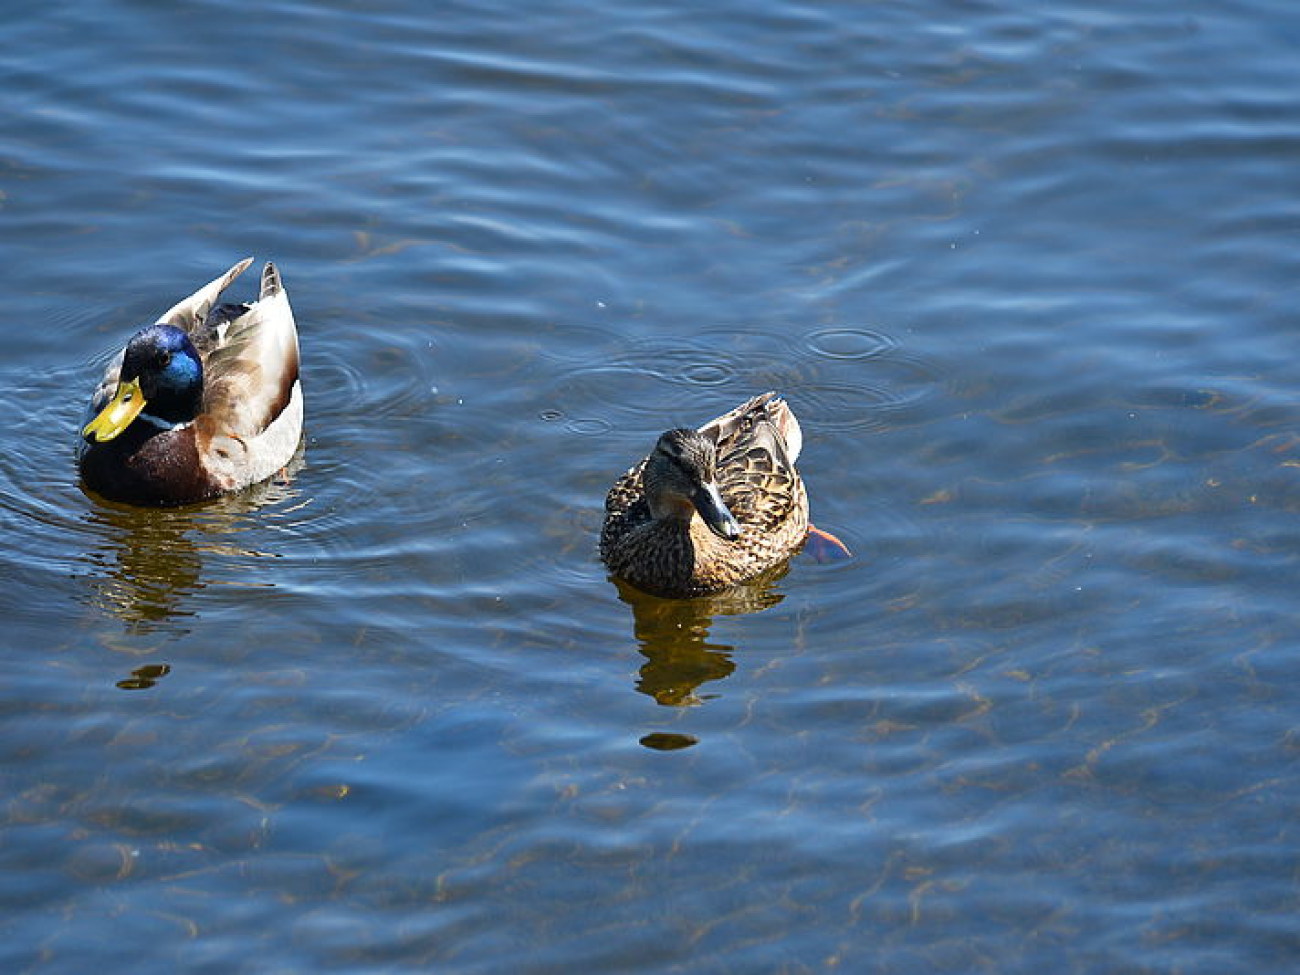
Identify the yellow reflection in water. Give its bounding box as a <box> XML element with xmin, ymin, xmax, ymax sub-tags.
<box><xmin>612</xmin><ymin>570</ymin><xmax>787</xmax><ymax>708</ymax></box>
<box><xmin>78</xmin><ymin>451</ymin><xmax>307</xmax><ymax>635</ymax></box>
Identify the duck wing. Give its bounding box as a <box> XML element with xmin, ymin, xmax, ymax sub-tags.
<box><xmin>699</xmin><ymin>391</ymin><xmax>802</xmax><ymax>464</ymax></box>
<box><xmin>200</xmin><ymin>263</ymin><xmax>301</xmax><ymax>439</ymax></box>
<box><xmin>701</xmin><ymin>393</ymin><xmax>805</xmax><ymax>533</ymax></box>
<box><xmin>155</xmin><ymin>257</ymin><xmax>255</xmax><ymax>340</ymax></box>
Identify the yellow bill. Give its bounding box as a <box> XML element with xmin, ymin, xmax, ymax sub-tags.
<box><xmin>82</xmin><ymin>377</ymin><xmax>146</xmax><ymax>443</ymax></box>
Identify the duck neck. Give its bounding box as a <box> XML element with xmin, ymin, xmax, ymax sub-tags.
<box><xmin>144</xmin><ymin>381</ymin><xmax>201</xmax><ymax>427</ymax></box>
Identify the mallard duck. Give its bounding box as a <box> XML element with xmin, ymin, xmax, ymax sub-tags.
<box><xmin>78</xmin><ymin>258</ymin><xmax>302</xmax><ymax>506</ymax></box>
<box><xmin>600</xmin><ymin>392</ymin><xmax>814</xmax><ymax>598</ymax></box>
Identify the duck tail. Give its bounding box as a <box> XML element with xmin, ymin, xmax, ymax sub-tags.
<box><xmin>762</xmin><ymin>393</ymin><xmax>803</xmax><ymax>464</ymax></box>
<box><xmin>260</xmin><ymin>262</ymin><xmax>284</xmax><ymax>300</ymax></box>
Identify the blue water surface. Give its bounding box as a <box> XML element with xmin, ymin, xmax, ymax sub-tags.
<box><xmin>2</xmin><ymin>0</ymin><xmax>1300</xmax><ymax>972</ymax></box>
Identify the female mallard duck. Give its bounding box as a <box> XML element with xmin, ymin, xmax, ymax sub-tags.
<box><xmin>600</xmin><ymin>392</ymin><xmax>813</xmax><ymax>598</ymax></box>
<box><xmin>78</xmin><ymin>258</ymin><xmax>302</xmax><ymax>506</ymax></box>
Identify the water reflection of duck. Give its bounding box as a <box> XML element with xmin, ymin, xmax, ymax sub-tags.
<box><xmin>79</xmin><ymin>259</ymin><xmax>303</xmax><ymax>506</ymax></box>
<box><xmin>601</xmin><ymin>393</ymin><xmax>846</xmax><ymax>598</ymax></box>
<box><xmin>614</xmin><ymin>575</ymin><xmax>786</xmax><ymax>707</ymax></box>
<box><xmin>84</xmin><ymin>502</ymin><xmax>204</xmax><ymax>629</ymax></box>
<box><xmin>82</xmin><ymin>461</ymin><xmax>302</xmax><ymax>632</ymax></box>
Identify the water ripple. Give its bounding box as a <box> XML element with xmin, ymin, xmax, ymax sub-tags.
<box><xmin>6</xmin><ymin>0</ymin><xmax>1298</xmax><ymax>970</ymax></box>
<box><xmin>805</xmin><ymin>325</ymin><xmax>898</xmax><ymax>361</ymax></box>
<box><xmin>543</xmin><ymin>321</ymin><xmax>938</xmax><ymax>437</ymax></box>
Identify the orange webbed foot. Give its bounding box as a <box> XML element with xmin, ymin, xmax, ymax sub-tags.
<box><xmin>805</xmin><ymin>524</ymin><xmax>853</xmax><ymax>562</ymax></box>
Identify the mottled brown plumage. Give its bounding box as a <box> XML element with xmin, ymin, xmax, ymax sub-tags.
<box><xmin>78</xmin><ymin>259</ymin><xmax>303</xmax><ymax>506</ymax></box>
<box><xmin>600</xmin><ymin>393</ymin><xmax>810</xmax><ymax>597</ymax></box>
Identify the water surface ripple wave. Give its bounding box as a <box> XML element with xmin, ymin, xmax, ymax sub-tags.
<box><xmin>3</xmin><ymin>0</ymin><xmax>1300</xmax><ymax>973</ymax></box>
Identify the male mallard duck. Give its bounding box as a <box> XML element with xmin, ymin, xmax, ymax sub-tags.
<box><xmin>600</xmin><ymin>392</ymin><xmax>814</xmax><ymax>598</ymax></box>
<box><xmin>78</xmin><ymin>258</ymin><xmax>302</xmax><ymax>506</ymax></box>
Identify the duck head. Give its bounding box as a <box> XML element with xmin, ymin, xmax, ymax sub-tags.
<box><xmin>644</xmin><ymin>428</ymin><xmax>742</xmax><ymax>541</ymax></box>
<box><xmin>83</xmin><ymin>324</ymin><xmax>204</xmax><ymax>442</ymax></box>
